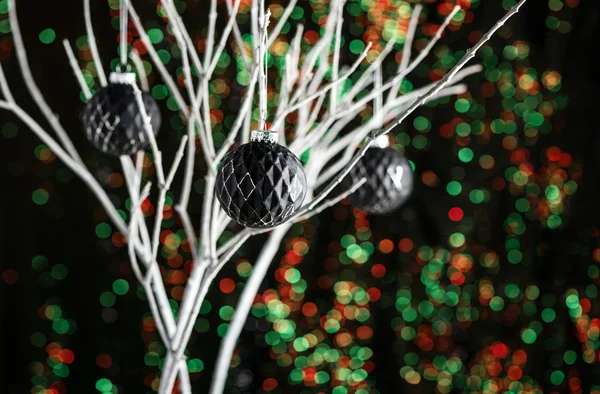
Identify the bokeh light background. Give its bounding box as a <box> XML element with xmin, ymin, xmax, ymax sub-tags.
<box><xmin>2</xmin><ymin>0</ymin><xmax>600</xmax><ymax>393</ymax></box>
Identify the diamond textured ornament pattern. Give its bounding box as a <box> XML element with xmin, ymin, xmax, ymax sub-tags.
<box><xmin>82</xmin><ymin>82</ymin><xmax>161</xmax><ymax>156</ymax></box>
<box><xmin>216</xmin><ymin>142</ymin><xmax>307</xmax><ymax>228</ymax></box>
<box><xmin>343</xmin><ymin>147</ymin><xmax>413</xmax><ymax>215</ymax></box>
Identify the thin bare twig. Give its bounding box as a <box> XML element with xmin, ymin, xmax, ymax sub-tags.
<box><xmin>62</xmin><ymin>39</ymin><xmax>92</xmax><ymax>101</ymax></box>
<box><xmin>84</xmin><ymin>0</ymin><xmax>107</xmax><ymax>86</ymax></box>
<box><xmin>309</xmin><ymin>0</ymin><xmax>527</xmax><ymax>214</ymax></box>
<box><xmin>9</xmin><ymin>1</ymin><xmax>84</xmax><ymax>165</ymax></box>
<box><xmin>131</xmin><ymin>50</ymin><xmax>150</xmax><ymax>92</ymax></box>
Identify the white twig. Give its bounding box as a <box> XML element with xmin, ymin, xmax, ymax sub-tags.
<box><xmin>166</xmin><ymin>135</ymin><xmax>189</xmax><ymax>187</ymax></box>
<box><xmin>124</xmin><ymin>182</ymin><xmax>175</xmax><ymax>356</ymax></box>
<box><xmin>330</xmin><ymin>0</ymin><xmax>344</xmax><ymax>114</ymax></box>
<box><xmin>178</xmin><ymin>117</ymin><xmax>198</xmax><ymax>210</ymax></box>
<box><xmin>129</xmin><ymin>3</ymin><xmax>190</xmax><ymax>119</ymax></box>
<box><xmin>297</xmin><ymin>178</ymin><xmax>366</xmax><ymax>222</ymax></box>
<box><xmin>2</xmin><ymin>2</ymin><xmax>528</xmax><ymax>393</ymax></box>
<box><xmin>380</xmin><ymin>2</ymin><xmax>526</xmax><ymax>137</ymax></box>
<box><xmin>387</xmin><ymin>4</ymin><xmax>421</xmax><ymax>103</ymax></box>
<box><xmin>274</xmin><ymin>42</ymin><xmax>372</xmax><ymax>133</ymax></box>
<box><xmin>204</xmin><ymin>0</ymin><xmax>218</xmax><ymax>71</ymax></box>
<box><xmin>160</xmin><ymin>0</ymin><xmax>204</xmax><ymax>76</ymax></box>
<box><xmin>62</xmin><ymin>39</ymin><xmax>92</xmax><ymax>101</ymax></box>
<box><xmin>130</xmin><ymin>83</ymin><xmax>167</xmax><ymax>260</ymax></box>
<box><xmin>309</xmin><ymin>0</ymin><xmax>527</xmax><ymax>213</ymax></box>
<box><xmin>9</xmin><ymin>0</ymin><xmax>84</xmax><ymax>165</ymax></box>
<box><xmin>391</xmin><ymin>5</ymin><xmax>461</xmax><ymax>102</ymax></box>
<box><xmin>209</xmin><ymin>224</ymin><xmax>290</xmax><ymax>394</ymax></box>
<box><xmin>0</xmin><ymin>67</ymin><xmax>14</xmax><ymax>104</ymax></box>
<box><xmin>179</xmin><ymin>360</ymin><xmax>192</xmax><ymax>393</ymax></box>
<box><xmin>130</xmin><ymin>50</ymin><xmax>149</xmax><ymax>92</ymax></box>
<box><xmin>224</xmin><ymin>0</ymin><xmax>250</xmax><ymax>70</ymax></box>
<box><xmin>214</xmin><ymin>66</ymin><xmax>260</xmax><ymax>163</ymax></box>
<box><xmin>83</xmin><ymin>0</ymin><xmax>107</xmax><ymax>86</ymax></box>
<box><xmin>374</xmin><ymin>64</ymin><xmax>382</xmax><ymax>127</ymax></box>
<box><xmin>207</xmin><ymin>0</ymin><xmax>244</xmax><ymax>75</ymax></box>
<box><xmin>121</xmin><ymin>156</ymin><xmax>152</xmax><ymax>255</ymax></box>
<box><xmin>317</xmin><ymin>83</ymin><xmax>468</xmax><ymax>185</ymax></box>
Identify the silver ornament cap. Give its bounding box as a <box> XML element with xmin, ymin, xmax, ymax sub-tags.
<box><xmin>109</xmin><ymin>72</ymin><xmax>137</xmax><ymax>85</ymax></box>
<box><xmin>251</xmin><ymin>130</ymin><xmax>279</xmax><ymax>144</ymax></box>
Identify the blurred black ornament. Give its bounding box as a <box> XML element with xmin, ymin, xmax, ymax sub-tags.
<box><xmin>216</xmin><ymin>130</ymin><xmax>307</xmax><ymax>228</ymax></box>
<box><xmin>82</xmin><ymin>72</ymin><xmax>161</xmax><ymax>156</ymax></box>
<box><xmin>343</xmin><ymin>147</ymin><xmax>413</xmax><ymax>214</ymax></box>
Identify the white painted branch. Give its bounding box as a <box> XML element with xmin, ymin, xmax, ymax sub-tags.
<box><xmin>223</xmin><ymin>0</ymin><xmax>250</xmax><ymax>70</ymax></box>
<box><xmin>337</xmin><ymin>38</ymin><xmax>394</xmax><ymax>111</ymax></box>
<box><xmin>161</xmin><ymin>0</ymin><xmax>204</xmax><ymax>75</ymax></box>
<box><xmin>316</xmin><ymin>83</ymin><xmax>468</xmax><ymax>185</ymax></box>
<box><xmin>390</xmin><ymin>5</ymin><xmax>461</xmax><ymax>103</ymax></box>
<box><xmin>120</xmin><ymin>156</ymin><xmax>152</xmax><ymax>255</ymax></box>
<box><xmin>374</xmin><ymin>64</ymin><xmax>383</xmax><ymax>127</ymax></box>
<box><xmin>266</xmin><ymin>0</ymin><xmax>298</xmax><ymax>48</ymax></box>
<box><xmin>9</xmin><ymin>0</ymin><xmax>84</xmax><ymax>165</ymax></box>
<box><xmin>379</xmin><ymin>1</ymin><xmax>527</xmax><ymax>137</ymax></box>
<box><xmin>306</xmin><ymin>0</ymin><xmax>342</xmax><ymax>95</ymax></box>
<box><xmin>207</xmin><ymin>0</ymin><xmax>244</xmax><ymax>76</ymax></box>
<box><xmin>296</xmin><ymin>178</ymin><xmax>366</xmax><ymax>222</ymax></box>
<box><xmin>308</xmin><ymin>0</ymin><xmax>527</xmax><ymax>213</ymax></box>
<box><xmin>387</xmin><ymin>4</ymin><xmax>421</xmax><ymax>103</ymax></box>
<box><xmin>62</xmin><ymin>39</ymin><xmax>92</xmax><ymax>101</ymax></box>
<box><xmin>330</xmin><ymin>0</ymin><xmax>344</xmax><ymax>115</ymax></box>
<box><xmin>83</xmin><ymin>0</ymin><xmax>107</xmax><ymax>86</ymax></box>
<box><xmin>204</xmin><ymin>0</ymin><xmax>218</xmax><ymax>70</ymax></box>
<box><xmin>1</xmin><ymin>83</ymin><xmax>185</xmax><ymax>393</ymax></box>
<box><xmin>178</xmin><ymin>117</ymin><xmax>197</xmax><ymax>211</ymax></box>
<box><xmin>130</xmin><ymin>50</ymin><xmax>150</xmax><ymax>92</ymax></box>
<box><xmin>0</xmin><ymin>91</ymin><xmax>125</xmax><ymax>240</ymax></box>
<box><xmin>274</xmin><ymin>42</ymin><xmax>372</xmax><ymax>133</ymax></box>
<box><xmin>129</xmin><ymin>3</ymin><xmax>191</xmax><ymax>119</ymax></box>
<box><xmin>3</xmin><ymin>3</ymin><xmax>528</xmax><ymax>394</ymax></box>
<box><xmin>214</xmin><ymin>66</ymin><xmax>260</xmax><ymax>164</ymax></box>
<box><xmin>209</xmin><ymin>224</ymin><xmax>290</xmax><ymax>394</ymax></box>
<box><xmin>0</xmin><ymin>65</ymin><xmax>15</xmax><ymax>104</ymax></box>
<box><xmin>310</xmin><ymin>64</ymin><xmax>481</xmax><ymax>157</ymax></box>
<box><xmin>200</xmin><ymin>77</ymin><xmax>216</xmax><ymax>158</ymax></box>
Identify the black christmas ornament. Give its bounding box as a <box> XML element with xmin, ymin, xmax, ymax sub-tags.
<box><xmin>342</xmin><ymin>144</ymin><xmax>413</xmax><ymax>215</ymax></box>
<box><xmin>216</xmin><ymin>130</ymin><xmax>308</xmax><ymax>228</ymax></box>
<box><xmin>82</xmin><ymin>72</ymin><xmax>161</xmax><ymax>156</ymax></box>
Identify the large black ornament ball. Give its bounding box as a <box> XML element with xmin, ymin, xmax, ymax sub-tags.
<box><xmin>343</xmin><ymin>147</ymin><xmax>413</xmax><ymax>215</ymax></box>
<box><xmin>82</xmin><ymin>82</ymin><xmax>161</xmax><ymax>156</ymax></box>
<box><xmin>216</xmin><ymin>142</ymin><xmax>308</xmax><ymax>228</ymax></box>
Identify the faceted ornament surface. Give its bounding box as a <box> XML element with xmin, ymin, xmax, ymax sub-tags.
<box><xmin>82</xmin><ymin>83</ymin><xmax>161</xmax><ymax>156</ymax></box>
<box><xmin>343</xmin><ymin>147</ymin><xmax>413</xmax><ymax>215</ymax></box>
<box><xmin>216</xmin><ymin>142</ymin><xmax>308</xmax><ymax>228</ymax></box>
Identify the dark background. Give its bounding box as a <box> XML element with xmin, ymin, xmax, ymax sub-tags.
<box><xmin>2</xmin><ymin>0</ymin><xmax>600</xmax><ymax>393</ymax></box>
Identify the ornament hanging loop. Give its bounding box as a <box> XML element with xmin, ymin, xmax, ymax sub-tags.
<box><xmin>119</xmin><ymin>0</ymin><xmax>130</xmax><ymax>69</ymax></box>
<box><xmin>115</xmin><ymin>63</ymin><xmax>132</xmax><ymax>74</ymax></box>
<box><xmin>257</xmin><ymin>8</ymin><xmax>271</xmax><ymax>131</ymax></box>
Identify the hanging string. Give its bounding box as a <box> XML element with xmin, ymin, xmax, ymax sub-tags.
<box><xmin>374</xmin><ymin>64</ymin><xmax>389</xmax><ymax>148</ymax></box>
<box><xmin>258</xmin><ymin>9</ymin><xmax>271</xmax><ymax>130</ymax></box>
<box><xmin>120</xmin><ymin>0</ymin><xmax>129</xmax><ymax>68</ymax></box>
